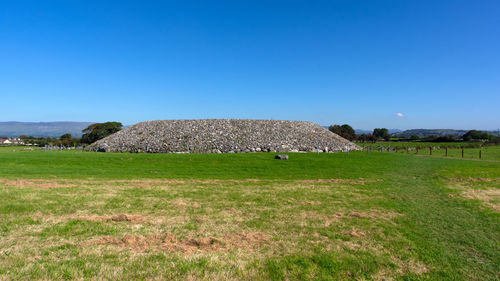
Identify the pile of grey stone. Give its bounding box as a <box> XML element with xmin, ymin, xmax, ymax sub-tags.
<box><xmin>88</xmin><ymin>119</ymin><xmax>360</xmax><ymax>153</ymax></box>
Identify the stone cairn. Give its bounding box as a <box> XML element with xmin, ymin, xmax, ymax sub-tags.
<box><xmin>89</xmin><ymin>119</ymin><xmax>361</xmax><ymax>153</ymax></box>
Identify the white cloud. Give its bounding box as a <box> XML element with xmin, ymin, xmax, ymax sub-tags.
<box><xmin>396</xmin><ymin>113</ymin><xmax>404</xmax><ymax>118</ymax></box>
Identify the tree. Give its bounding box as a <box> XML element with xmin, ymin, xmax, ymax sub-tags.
<box><xmin>373</xmin><ymin>128</ymin><xmax>390</xmax><ymax>141</ymax></box>
<box><xmin>60</xmin><ymin>133</ymin><xmax>72</xmax><ymax>141</ymax></box>
<box><xmin>328</xmin><ymin>124</ymin><xmax>356</xmax><ymax>141</ymax></box>
<box><xmin>58</xmin><ymin>133</ymin><xmax>73</xmax><ymax>146</ymax></box>
<box><xmin>81</xmin><ymin>122</ymin><xmax>122</xmax><ymax>144</ymax></box>
<box><xmin>462</xmin><ymin>130</ymin><xmax>490</xmax><ymax>141</ymax></box>
<box><xmin>357</xmin><ymin>133</ymin><xmax>377</xmax><ymax>143</ymax></box>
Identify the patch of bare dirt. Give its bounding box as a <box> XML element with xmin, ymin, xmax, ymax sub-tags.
<box><xmin>173</xmin><ymin>201</ymin><xmax>188</xmax><ymax>207</ymax></box>
<box><xmin>88</xmin><ymin>232</ymin><xmax>270</xmax><ymax>254</ymax></box>
<box><xmin>302</xmin><ymin>201</ymin><xmax>322</xmax><ymax>205</ymax></box>
<box><xmin>76</xmin><ymin>214</ymin><xmax>145</xmax><ymax>223</ymax></box>
<box><xmin>468</xmin><ymin>177</ymin><xmax>493</xmax><ymax>182</ymax></box>
<box><xmin>350</xmin><ymin>212</ymin><xmax>370</xmax><ymax>218</ymax></box>
<box><xmin>348</xmin><ymin>231</ymin><xmax>367</xmax><ymax>237</ymax></box>
<box><xmin>172</xmin><ymin>201</ymin><xmax>200</xmax><ymax>208</ymax></box>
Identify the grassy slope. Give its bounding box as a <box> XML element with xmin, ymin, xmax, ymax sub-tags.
<box><xmin>0</xmin><ymin>150</ymin><xmax>499</xmax><ymax>280</ymax></box>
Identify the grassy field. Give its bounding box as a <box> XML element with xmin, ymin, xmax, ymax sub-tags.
<box><xmin>357</xmin><ymin>141</ymin><xmax>485</xmax><ymax>148</ymax></box>
<box><xmin>0</xmin><ymin>149</ymin><xmax>499</xmax><ymax>280</ymax></box>
<box><xmin>357</xmin><ymin>143</ymin><xmax>500</xmax><ymax>161</ymax></box>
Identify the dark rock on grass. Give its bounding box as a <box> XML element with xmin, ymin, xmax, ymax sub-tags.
<box><xmin>275</xmin><ymin>155</ymin><xmax>289</xmax><ymax>160</ymax></box>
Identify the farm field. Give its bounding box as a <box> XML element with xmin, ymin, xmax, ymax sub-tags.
<box><xmin>0</xmin><ymin>149</ymin><xmax>499</xmax><ymax>280</ymax></box>
<box><xmin>357</xmin><ymin>141</ymin><xmax>470</xmax><ymax>148</ymax></box>
<box><xmin>357</xmin><ymin>143</ymin><xmax>500</xmax><ymax>161</ymax></box>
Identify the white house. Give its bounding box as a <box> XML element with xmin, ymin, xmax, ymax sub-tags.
<box><xmin>0</xmin><ymin>138</ymin><xmax>24</xmax><ymax>145</ymax></box>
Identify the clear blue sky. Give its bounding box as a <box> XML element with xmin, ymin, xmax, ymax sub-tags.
<box><xmin>1</xmin><ymin>0</ymin><xmax>499</xmax><ymax>130</ymax></box>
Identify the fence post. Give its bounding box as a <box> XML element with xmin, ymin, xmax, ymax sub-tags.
<box><xmin>416</xmin><ymin>147</ymin><xmax>419</xmax><ymax>154</ymax></box>
<box><xmin>479</xmin><ymin>150</ymin><xmax>482</xmax><ymax>160</ymax></box>
<box><xmin>429</xmin><ymin>147</ymin><xmax>432</xmax><ymax>155</ymax></box>
<box><xmin>462</xmin><ymin>148</ymin><xmax>464</xmax><ymax>158</ymax></box>
<box><xmin>445</xmin><ymin>147</ymin><xmax>448</xmax><ymax>157</ymax></box>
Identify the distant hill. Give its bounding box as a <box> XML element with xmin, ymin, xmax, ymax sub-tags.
<box><xmin>0</xmin><ymin>122</ymin><xmax>94</xmax><ymax>138</ymax></box>
<box><xmin>323</xmin><ymin>128</ymin><xmax>402</xmax><ymax>135</ymax></box>
<box><xmin>354</xmin><ymin>129</ymin><xmax>371</xmax><ymax>135</ymax></box>
<box><xmin>392</xmin><ymin>129</ymin><xmax>468</xmax><ymax>138</ymax></box>
<box><xmin>355</xmin><ymin>129</ymin><xmax>402</xmax><ymax>135</ymax></box>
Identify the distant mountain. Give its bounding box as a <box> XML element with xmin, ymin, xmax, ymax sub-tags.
<box><xmin>355</xmin><ymin>129</ymin><xmax>401</xmax><ymax>135</ymax></box>
<box><xmin>392</xmin><ymin>129</ymin><xmax>468</xmax><ymax>138</ymax></box>
<box><xmin>0</xmin><ymin>122</ymin><xmax>94</xmax><ymax>138</ymax></box>
<box><xmin>354</xmin><ymin>129</ymin><xmax>371</xmax><ymax>135</ymax></box>
<box><xmin>323</xmin><ymin>128</ymin><xmax>403</xmax><ymax>135</ymax></box>
<box><xmin>388</xmin><ymin>129</ymin><xmax>402</xmax><ymax>134</ymax></box>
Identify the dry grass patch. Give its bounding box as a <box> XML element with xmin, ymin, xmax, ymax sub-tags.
<box><xmin>0</xmin><ymin>179</ymin><xmax>76</xmax><ymax>189</ymax></box>
<box><xmin>447</xmin><ymin>177</ymin><xmax>500</xmax><ymax>212</ymax></box>
<box><xmin>172</xmin><ymin>200</ymin><xmax>201</xmax><ymax>209</ymax></box>
<box><xmin>342</xmin><ymin>239</ymin><xmax>430</xmax><ymax>279</ymax></box>
<box><xmin>446</xmin><ymin>177</ymin><xmax>499</xmax><ymax>185</ymax></box>
<box><xmin>296</xmin><ymin>178</ymin><xmax>376</xmax><ymax>185</ymax></box>
<box><xmin>348</xmin><ymin>230</ymin><xmax>368</xmax><ymax>237</ymax></box>
<box><xmin>350</xmin><ymin>209</ymin><xmax>405</xmax><ymax>220</ymax></box>
<box><xmin>0</xmin><ymin>177</ymin><xmax>433</xmax><ymax>280</ymax></box>
<box><xmin>30</xmin><ymin>212</ymin><xmax>148</xmax><ymax>224</ymax></box>
<box><xmin>300</xmin><ymin>209</ymin><xmax>404</xmax><ymax>221</ymax></box>
<box><xmin>78</xmin><ymin>213</ymin><xmax>146</xmax><ymax>223</ymax></box>
<box><xmin>0</xmin><ymin>178</ymin><xmax>377</xmax><ymax>189</ymax></box>
<box><xmin>462</xmin><ymin>188</ymin><xmax>500</xmax><ymax>211</ymax></box>
<box><xmin>88</xmin><ymin>232</ymin><xmax>271</xmax><ymax>254</ymax></box>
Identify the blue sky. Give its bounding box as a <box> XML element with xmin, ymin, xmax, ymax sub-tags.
<box><xmin>1</xmin><ymin>0</ymin><xmax>499</xmax><ymax>130</ymax></box>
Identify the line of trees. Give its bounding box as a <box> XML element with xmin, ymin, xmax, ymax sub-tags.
<box><xmin>328</xmin><ymin>124</ymin><xmax>500</xmax><ymax>144</ymax></box>
<box><xmin>19</xmin><ymin>122</ymin><xmax>123</xmax><ymax>146</ymax></box>
<box><xmin>328</xmin><ymin>124</ymin><xmax>387</xmax><ymax>142</ymax></box>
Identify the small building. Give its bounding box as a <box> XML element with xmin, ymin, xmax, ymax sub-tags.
<box><xmin>0</xmin><ymin>138</ymin><xmax>24</xmax><ymax>145</ymax></box>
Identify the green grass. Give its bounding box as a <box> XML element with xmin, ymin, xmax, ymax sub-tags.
<box><xmin>0</xmin><ymin>149</ymin><xmax>499</xmax><ymax>280</ymax></box>
<box><xmin>358</xmin><ymin>143</ymin><xmax>500</xmax><ymax>161</ymax></box>
<box><xmin>357</xmin><ymin>141</ymin><xmax>459</xmax><ymax>147</ymax></box>
<box><xmin>357</xmin><ymin>141</ymin><xmax>486</xmax><ymax>148</ymax></box>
